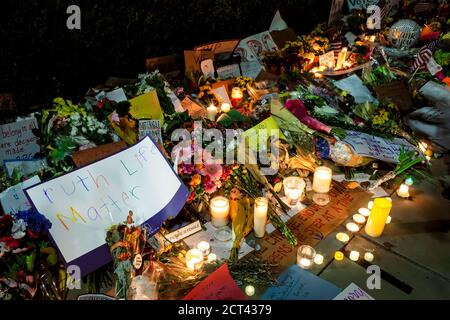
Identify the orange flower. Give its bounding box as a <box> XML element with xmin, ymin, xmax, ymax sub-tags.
<box><xmin>189</xmin><ymin>174</ymin><xmax>202</xmax><ymax>187</ymax></box>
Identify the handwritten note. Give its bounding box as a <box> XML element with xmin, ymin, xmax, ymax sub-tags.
<box><xmin>333</xmin><ymin>283</ymin><xmax>375</xmax><ymax>300</ymax></box>
<box><xmin>0</xmin><ymin>176</ymin><xmax>41</xmax><ymax>215</ymax></box>
<box><xmin>0</xmin><ymin>118</ymin><xmax>40</xmax><ymax>165</ymax></box>
<box><xmin>129</xmin><ymin>91</ymin><xmax>164</xmax><ymax>123</ymax></box>
<box><xmin>183</xmin><ymin>264</ymin><xmax>247</xmax><ymax>300</ymax></box>
<box><xmin>4</xmin><ymin>159</ymin><xmax>47</xmax><ymax>178</ymax></box>
<box><xmin>261</xmin><ymin>265</ymin><xmax>341</xmax><ymax>300</ymax></box>
<box><xmin>138</xmin><ymin>120</ymin><xmax>162</xmax><ymax>144</ymax></box>
<box><xmin>217</xmin><ymin>64</ymin><xmax>241</xmax><ymax>80</ymax></box>
<box><xmin>25</xmin><ymin>137</ymin><xmax>189</xmax><ymax>274</ymax></box>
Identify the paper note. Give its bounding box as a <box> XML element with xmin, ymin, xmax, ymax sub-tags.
<box><xmin>164</xmin><ymin>220</ymin><xmax>202</xmax><ymax>243</ymax></box>
<box><xmin>106</xmin><ymin>88</ymin><xmax>128</xmax><ymax>103</ymax></box>
<box><xmin>0</xmin><ymin>118</ymin><xmax>40</xmax><ymax>165</ymax></box>
<box><xmin>319</xmin><ymin>51</ymin><xmax>336</xmax><ymax>68</ymax></box>
<box><xmin>183</xmin><ymin>264</ymin><xmax>247</xmax><ymax>300</ymax></box>
<box><xmin>25</xmin><ymin>137</ymin><xmax>189</xmax><ymax>275</ymax></box>
<box><xmin>129</xmin><ymin>91</ymin><xmax>164</xmax><ymax>123</ymax></box>
<box><xmin>269</xmin><ymin>10</ymin><xmax>289</xmax><ymax>32</ymax></box>
<box><xmin>184</xmin><ymin>222</ymin><xmax>253</xmax><ymax>261</ymax></box>
<box><xmin>213</xmin><ymin>86</ymin><xmax>232</xmax><ymax>106</ymax></box>
<box><xmin>261</xmin><ymin>265</ymin><xmax>341</xmax><ymax>300</ymax></box>
<box><xmin>4</xmin><ymin>159</ymin><xmax>47</xmax><ymax>178</ymax></box>
<box><xmin>217</xmin><ymin>64</ymin><xmax>242</xmax><ymax>80</ymax></box>
<box><xmin>333</xmin><ymin>283</ymin><xmax>375</xmax><ymax>300</ymax></box>
<box><xmin>181</xmin><ymin>97</ymin><xmax>206</xmax><ymax>119</ymax></box>
<box><xmin>138</xmin><ymin>120</ymin><xmax>163</xmax><ymax>144</ymax></box>
<box><xmin>334</xmin><ymin>75</ymin><xmax>377</xmax><ymax>104</ymax></box>
<box><xmin>240</xmin><ymin>61</ymin><xmax>264</xmax><ymax>79</ymax></box>
<box><xmin>0</xmin><ymin>176</ymin><xmax>41</xmax><ymax>215</ymax></box>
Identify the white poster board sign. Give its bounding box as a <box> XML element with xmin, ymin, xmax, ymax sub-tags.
<box><xmin>0</xmin><ymin>118</ymin><xmax>40</xmax><ymax>164</ymax></box>
<box><xmin>25</xmin><ymin>137</ymin><xmax>189</xmax><ymax>274</ymax></box>
<box><xmin>0</xmin><ymin>176</ymin><xmax>41</xmax><ymax>215</ymax></box>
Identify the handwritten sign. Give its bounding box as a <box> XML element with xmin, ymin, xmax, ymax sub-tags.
<box><xmin>343</xmin><ymin>130</ymin><xmax>417</xmax><ymax>163</ymax></box>
<box><xmin>0</xmin><ymin>176</ymin><xmax>41</xmax><ymax>215</ymax></box>
<box><xmin>195</xmin><ymin>40</ymin><xmax>240</xmax><ymax>56</ymax></box>
<box><xmin>129</xmin><ymin>91</ymin><xmax>164</xmax><ymax>123</ymax></box>
<box><xmin>236</xmin><ymin>31</ymin><xmax>277</xmax><ymax>62</ymax></box>
<box><xmin>164</xmin><ymin>220</ymin><xmax>202</xmax><ymax>243</ymax></box>
<box><xmin>4</xmin><ymin>159</ymin><xmax>47</xmax><ymax>178</ymax></box>
<box><xmin>255</xmin><ymin>187</ymin><xmax>371</xmax><ymax>272</ymax></box>
<box><xmin>374</xmin><ymin>81</ymin><xmax>412</xmax><ymax>112</ymax></box>
<box><xmin>184</xmin><ymin>50</ymin><xmax>215</xmax><ymax>76</ymax></box>
<box><xmin>261</xmin><ymin>265</ymin><xmax>341</xmax><ymax>300</ymax></box>
<box><xmin>217</xmin><ymin>64</ymin><xmax>241</xmax><ymax>80</ymax></box>
<box><xmin>25</xmin><ymin>137</ymin><xmax>189</xmax><ymax>275</ymax></box>
<box><xmin>329</xmin><ymin>0</ymin><xmax>345</xmax><ymax>25</ymax></box>
<box><xmin>0</xmin><ymin>118</ymin><xmax>40</xmax><ymax>165</ymax></box>
<box><xmin>347</xmin><ymin>0</ymin><xmax>379</xmax><ymax>10</ymax></box>
<box><xmin>183</xmin><ymin>264</ymin><xmax>247</xmax><ymax>300</ymax></box>
<box><xmin>138</xmin><ymin>120</ymin><xmax>162</xmax><ymax>144</ymax></box>
<box><xmin>333</xmin><ymin>283</ymin><xmax>375</xmax><ymax>300</ymax></box>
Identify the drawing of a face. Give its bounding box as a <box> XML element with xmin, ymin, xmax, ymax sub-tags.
<box><xmin>262</xmin><ymin>34</ymin><xmax>276</xmax><ymax>51</ymax></box>
<box><xmin>234</xmin><ymin>47</ymin><xmax>248</xmax><ymax>62</ymax></box>
<box><xmin>246</xmin><ymin>39</ymin><xmax>263</xmax><ymax>59</ymax></box>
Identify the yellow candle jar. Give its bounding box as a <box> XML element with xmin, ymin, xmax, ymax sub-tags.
<box><xmin>365</xmin><ymin>198</ymin><xmax>393</xmax><ymax>238</ymax></box>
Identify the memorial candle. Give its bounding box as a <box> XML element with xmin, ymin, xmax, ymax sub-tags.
<box><xmin>283</xmin><ymin>177</ymin><xmax>305</xmax><ymax>206</ymax></box>
<box><xmin>207</xmin><ymin>105</ymin><xmax>218</xmax><ymax>121</ymax></box>
<box><xmin>253</xmin><ymin>197</ymin><xmax>268</xmax><ymax>238</ymax></box>
<box><xmin>210</xmin><ymin>196</ymin><xmax>230</xmax><ymax>228</ymax></box>
<box><xmin>365</xmin><ymin>198</ymin><xmax>393</xmax><ymax>238</ymax></box>
<box><xmin>312</xmin><ymin>167</ymin><xmax>332</xmax><ymax>194</ymax></box>
<box><xmin>186</xmin><ymin>249</ymin><xmax>204</xmax><ymax>271</ymax></box>
<box><xmin>231</xmin><ymin>87</ymin><xmax>243</xmax><ymax>107</ymax></box>
<box><xmin>397</xmin><ymin>184</ymin><xmax>410</xmax><ymax>198</ymax></box>
<box><xmin>220</xmin><ymin>103</ymin><xmax>231</xmax><ymax>113</ymax></box>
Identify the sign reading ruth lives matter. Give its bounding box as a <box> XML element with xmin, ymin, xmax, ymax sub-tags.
<box><xmin>25</xmin><ymin>137</ymin><xmax>189</xmax><ymax>275</ymax></box>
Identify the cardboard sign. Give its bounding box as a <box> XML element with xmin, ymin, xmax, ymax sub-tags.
<box><xmin>129</xmin><ymin>91</ymin><xmax>164</xmax><ymax>123</ymax></box>
<box><xmin>329</xmin><ymin>0</ymin><xmax>345</xmax><ymax>25</ymax></box>
<box><xmin>184</xmin><ymin>50</ymin><xmax>215</xmax><ymax>76</ymax></box>
<box><xmin>347</xmin><ymin>0</ymin><xmax>379</xmax><ymax>10</ymax></box>
<box><xmin>0</xmin><ymin>118</ymin><xmax>40</xmax><ymax>165</ymax></box>
<box><xmin>4</xmin><ymin>159</ymin><xmax>47</xmax><ymax>178</ymax></box>
<box><xmin>261</xmin><ymin>265</ymin><xmax>341</xmax><ymax>300</ymax></box>
<box><xmin>71</xmin><ymin>141</ymin><xmax>128</xmax><ymax>168</ymax></box>
<box><xmin>138</xmin><ymin>120</ymin><xmax>163</xmax><ymax>144</ymax></box>
<box><xmin>183</xmin><ymin>264</ymin><xmax>247</xmax><ymax>300</ymax></box>
<box><xmin>145</xmin><ymin>54</ymin><xmax>182</xmax><ymax>78</ymax></box>
<box><xmin>255</xmin><ymin>187</ymin><xmax>371</xmax><ymax>273</ymax></box>
<box><xmin>343</xmin><ymin>130</ymin><xmax>417</xmax><ymax>163</ymax></box>
<box><xmin>0</xmin><ymin>176</ymin><xmax>41</xmax><ymax>215</ymax></box>
<box><xmin>181</xmin><ymin>97</ymin><xmax>206</xmax><ymax>119</ymax></box>
<box><xmin>319</xmin><ymin>51</ymin><xmax>336</xmax><ymax>68</ymax></box>
<box><xmin>374</xmin><ymin>81</ymin><xmax>412</xmax><ymax>112</ymax></box>
<box><xmin>195</xmin><ymin>40</ymin><xmax>240</xmax><ymax>57</ymax></box>
<box><xmin>164</xmin><ymin>220</ymin><xmax>202</xmax><ymax>243</ymax></box>
<box><xmin>333</xmin><ymin>283</ymin><xmax>375</xmax><ymax>300</ymax></box>
<box><xmin>25</xmin><ymin>137</ymin><xmax>189</xmax><ymax>275</ymax></box>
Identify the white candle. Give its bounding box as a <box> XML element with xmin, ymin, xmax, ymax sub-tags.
<box><xmin>312</xmin><ymin>167</ymin><xmax>332</xmax><ymax>194</ymax></box>
<box><xmin>364</xmin><ymin>252</ymin><xmax>374</xmax><ymax>263</ymax></box>
<box><xmin>186</xmin><ymin>249</ymin><xmax>204</xmax><ymax>271</ymax></box>
<box><xmin>336</xmin><ymin>47</ymin><xmax>348</xmax><ymax>70</ymax></box>
<box><xmin>353</xmin><ymin>214</ymin><xmax>366</xmax><ymax>224</ymax></box>
<box><xmin>207</xmin><ymin>253</ymin><xmax>217</xmax><ymax>262</ymax></box>
<box><xmin>298</xmin><ymin>258</ymin><xmax>312</xmax><ymax>268</ymax></box>
<box><xmin>245</xmin><ymin>285</ymin><xmax>255</xmax><ymax>296</ymax></box>
<box><xmin>283</xmin><ymin>177</ymin><xmax>306</xmax><ymax>205</ymax></box>
<box><xmin>359</xmin><ymin>208</ymin><xmax>371</xmax><ymax>217</ymax></box>
<box><xmin>254</xmin><ymin>197</ymin><xmax>268</xmax><ymax>238</ymax></box>
<box><xmin>386</xmin><ymin>216</ymin><xmax>392</xmax><ymax>224</ymax></box>
<box><xmin>297</xmin><ymin>245</ymin><xmax>316</xmax><ymax>270</ymax></box>
<box><xmin>336</xmin><ymin>232</ymin><xmax>350</xmax><ymax>243</ymax></box>
<box><xmin>314</xmin><ymin>254</ymin><xmax>324</xmax><ymax>265</ymax></box>
<box><xmin>349</xmin><ymin>251</ymin><xmax>360</xmax><ymax>262</ymax></box>
<box><xmin>207</xmin><ymin>105</ymin><xmax>218</xmax><ymax>121</ymax></box>
<box><xmin>210</xmin><ymin>196</ymin><xmax>230</xmax><ymax>228</ymax></box>
<box><xmin>397</xmin><ymin>184</ymin><xmax>410</xmax><ymax>198</ymax></box>
<box><xmin>197</xmin><ymin>241</ymin><xmax>211</xmax><ymax>257</ymax></box>
<box><xmin>220</xmin><ymin>103</ymin><xmax>231</xmax><ymax>113</ymax></box>
<box><xmin>346</xmin><ymin>222</ymin><xmax>360</xmax><ymax>233</ymax></box>
<box><xmin>368</xmin><ymin>201</ymin><xmax>374</xmax><ymax>210</ymax></box>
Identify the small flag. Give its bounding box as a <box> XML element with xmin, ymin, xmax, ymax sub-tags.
<box><xmin>330</xmin><ymin>41</ymin><xmax>343</xmax><ymax>58</ymax></box>
<box><xmin>412</xmin><ymin>46</ymin><xmax>433</xmax><ymax>71</ymax></box>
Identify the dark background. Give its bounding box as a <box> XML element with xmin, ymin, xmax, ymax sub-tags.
<box><xmin>0</xmin><ymin>0</ymin><xmax>331</xmax><ymax>109</ymax></box>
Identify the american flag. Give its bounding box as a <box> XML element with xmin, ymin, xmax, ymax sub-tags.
<box><xmin>329</xmin><ymin>41</ymin><xmax>343</xmax><ymax>58</ymax></box>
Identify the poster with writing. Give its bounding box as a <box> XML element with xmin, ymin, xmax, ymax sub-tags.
<box><xmin>195</xmin><ymin>40</ymin><xmax>240</xmax><ymax>56</ymax></box>
<box><xmin>255</xmin><ymin>187</ymin><xmax>371</xmax><ymax>272</ymax></box>
<box><xmin>0</xmin><ymin>118</ymin><xmax>40</xmax><ymax>165</ymax></box>
<box><xmin>235</xmin><ymin>31</ymin><xmax>277</xmax><ymax>62</ymax></box>
<box><xmin>347</xmin><ymin>0</ymin><xmax>380</xmax><ymax>10</ymax></box>
<box><xmin>184</xmin><ymin>50</ymin><xmax>215</xmax><ymax>76</ymax></box>
<box><xmin>138</xmin><ymin>120</ymin><xmax>163</xmax><ymax>144</ymax></box>
<box><xmin>25</xmin><ymin>137</ymin><xmax>189</xmax><ymax>275</ymax></box>
<box><xmin>261</xmin><ymin>265</ymin><xmax>341</xmax><ymax>300</ymax></box>
<box><xmin>4</xmin><ymin>159</ymin><xmax>47</xmax><ymax>178</ymax></box>
<box><xmin>129</xmin><ymin>91</ymin><xmax>164</xmax><ymax>123</ymax></box>
<box><xmin>329</xmin><ymin>0</ymin><xmax>345</xmax><ymax>25</ymax></box>
<box><xmin>333</xmin><ymin>283</ymin><xmax>375</xmax><ymax>300</ymax></box>
<box><xmin>0</xmin><ymin>176</ymin><xmax>41</xmax><ymax>215</ymax></box>
<box><xmin>183</xmin><ymin>264</ymin><xmax>247</xmax><ymax>300</ymax></box>
<box><xmin>342</xmin><ymin>130</ymin><xmax>417</xmax><ymax>163</ymax></box>
<box><xmin>217</xmin><ymin>64</ymin><xmax>241</xmax><ymax>80</ymax></box>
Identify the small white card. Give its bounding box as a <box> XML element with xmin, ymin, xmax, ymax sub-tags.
<box><xmin>333</xmin><ymin>283</ymin><xmax>375</xmax><ymax>300</ymax></box>
<box><xmin>0</xmin><ymin>176</ymin><xmax>41</xmax><ymax>214</ymax></box>
<box><xmin>165</xmin><ymin>220</ymin><xmax>202</xmax><ymax>243</ymax></box>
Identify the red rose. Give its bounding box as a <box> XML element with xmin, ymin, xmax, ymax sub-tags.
<box><xmin>0</xmin><ymin>236</ymin><xmax>21</xmax><ymax>249</ymax></box>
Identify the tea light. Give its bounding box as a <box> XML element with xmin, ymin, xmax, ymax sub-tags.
<box><xmin>210</xmin><ymin>196</ymin><xmax>230</xmax><ymax>228</ymax></box>
<box><xmin>185</xmin><ymin>249</ymin><xmax>204</xmax><ymax>271</ymax></box>
<box><xmin>368</xmin><ymin>201</ymin><xmax>374</xmax><ymax>210</ymax></box>
<box><xmin>346</xmin><ymin>222</ymin><xmax>360</xmax><ymax>233</ymax></box>
<box><xmin>349</xmin><ymin>251</ymin><xmax>360</xmax><ymax>262</ymax></box>
<box><xmin>336</xmin><ymin>47</ymin><xmax>348</xmax><ymax>70</ymax></box>
<box><xmin>254</xmin><ymin>197</ymin><xmax>269</xmax><ymax>238</ymax></box>
<box><xmin>220</xmin><ymin>103</ymin><xmax>231</xmax><ymax>113</ymax></box>
<box><xmin>197</xmin><ymin>241</ymin><xmax>211</xmax><ymax>257</ymax></box>
<box><xmin>369</xmin><ymin>35</ymin><xmax>376</xmax><ymax>42</ymax></box>
<box><xmin>312</xmin><ymin>167</ymin><xmax>333</xmax><ymax>194</ymax></box>
<box><xmin>386</xmin><ymin>216</ymin><xmax>392</xmax><ymax>224</ymax></box>
<box><xmin>336</xmin><ymin>232</ymin><xmax>350</xmax><ymax>243</ymax></box>
<box><xmin>207</xmin><ymin>105</ymin><xmax>218</xmax><ymax>121</ymax></box>
<box><xmin>397</xmin><ymin>184</ymin><xmax>410</xmax><ymax>198</ymax></box>
<box><xmin>334</xmin><ymin>251</ymin><xmax>344</xmax><ymax>261</ymax></box>
<box><xmin>353</xmin><ymin>214</ymin><xmax>366</xmax><ymax>224</ymax></box>
<box><xmin>359</xmin><ymin>208</ymin><xmax>371</xmax><ymax>217</ymax></box>
<box><xmin>364</xmin><ymin>252</ymin><xmax>374</xmax><ymax>263</ymax></box>
<box><xmin>297</xmin><ymin>245</ymin><xmax>316</xmax><ymax>270</ymax></box>
<box><xmin>365</xmin><ymin>198</ymin><xmax>393</xmax><ymax>238</ymax></box>
<box><xmin>314</xmin><ymin>254</ymin><xmax>324</xmax><ymax>265</ymax></box>
<box><xmin>283</xmin><ymin>177</ymin><xmax>306</xmax><ymax>206</ymax></box>
<box><xmin>207</xmin><ymin>253</ymin><xmax>217</xmax><ymax>262</ymax></box>
<box><xmin>231</xmin><ymin>87</ymin><xmax>244</xmax><ymax>107</ymax></box>
<box><xmin>245</xmin><ymin>285</ymin><xmax>255</xmax><ymax>297</ymax></box>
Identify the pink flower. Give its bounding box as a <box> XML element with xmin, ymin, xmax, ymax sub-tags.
<box><xmin>179</xmin><ymin>164</ymin><xmax>196</xmax><ymax>175</ymax></box>
<box><xmin>204</xmin><ymin>180</ymin><xmax>218</xmax><ymax>194</ymax></box>
<box><xmin>200</xmin><ymin>162</ymin><xmax>223</xmax><ymax>181</ymax></box>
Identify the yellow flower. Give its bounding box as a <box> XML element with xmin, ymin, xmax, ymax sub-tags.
<box><xmin>189</xmin><ymin>174</ymin><xmax>202</xmax><ymax>187</ymax></box>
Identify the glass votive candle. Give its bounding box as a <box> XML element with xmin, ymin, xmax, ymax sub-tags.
<box><xmin>283</xmin><ymin>177</ymin><xmax>306</xmax><ymax>206</ymax></box>
<box><xmin>245</xmin><ymin>285</ymin><xmax>256</xmax><ymax>296</ymax></box>
<box><xmin>297</xmin><ymin>245</ymin><xmax>316</xmax><ymax>269</ymax></box>
<box><xmin>364</xmin><ymin>252</ymin><xmax>374</xmax><ymax>263</ymax></box>
<box><xmin>359</xmin><ymin>208</ymin><xmax>371</xmax><ymax>217</ymax></box>
<box><xmin>397</xmin><ymin>184</ymin><xmax>410</xmax><ymax>198</ymax></box>
<box><xmin>197</xmin><ymin>241</ymin><xmax>211</xmax><ymax>257</ymax></box>
<box><xmin>334</xmin><ymin>251</ymin><xmax>344</xmax><ymax>261</ymax></box>
<box><xmin>314</xmin><ymin>254</ymin><xmax>324</xmax><ymax>265</ymax></box>
<box><xmin>231</xmin><ymin>87</ymin><xmax>244</xmax><ymax>107</ymax></box>
<box><xmin>207</xmin><ymin>105</ymin><xmax>218</xmax><ymax>121</ymax></box>
<box><xmin>312</xmin><ymin>166</ymin><xmax>333</xmax><ymax>194</ymax></box>
<box><xmin>353</xmin><ymin>214</ymin><xmax>366</xmax><ymax>224</ymax></box>
<box><xmin>207</xmin><ymin>253</ymin><xmax>217</xmax><ymax>262</ymax></box>
<box><xmin>346</xmin><ymin>222</ymin><xmax>360</xmax><ymax>233</ymax></box>
<box><xmin>349</xmin><ymin>251</ymin><xmax>360</xmax><ymax>262</ymax></box>
<box><xmin>336</xmin><ymin>232</ymin><xmax>350</xmax><ymax>243</ymax></box>
<box><xmin>186</xmin><ymin>249</ymin><xmax>204</xmax><ymax>271</ymax></box>
<box><xmin>220</xmin><ymin>103</ymin><xmax>231</xmax><ymax>113</ymax></box>
<box><xmin>210</xmin><ymin>196</ymin><xmax>230</xmax><ymax>228</ymax></box>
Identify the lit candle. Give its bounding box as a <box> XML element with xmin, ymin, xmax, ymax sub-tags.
<box><xmin>185</xmin><ymin>249</ymin><xmax>204</xmax><ymax>271</ymax></box>
<box><xmin>364</xmin><ymin>252</ymin><xmax>375</xmax><ymax>263</ymax></box>
<box><xmin>207</xmin><ymin>253</ymin><xmax>217</xmax><ymax>262</ymax></box>
<box><xmin>197</xmin><ymin>241</ymin><xmax>211</xmax><ymax>257</ymax></box>
<box><xmin>334</xmin><ymin>251</ymin><xmax>344</xmax><ymax>261</ymax></box>
<box><xmin>349</xmin><ymin>251</ymin><xmax>360</xmax><ymax>262</ymax></box>
<box><xmin>397</xmin><ymin>184</ymin><xmax>410</xmax><ymax>198</ymax></box>
<box><xmin>368</xmin><ymin>201</ymin><xmax>374</xmax><ymax>210</ymax></box>
<box><xmin>353</xmin><ymin>214</ymin><xmax>366</xmax><ymax>224</ymax></box>
<box><xmin>335</xmin><ymin>47</ymin><xmax>348</xmax><ymax>70</ymax></box>
<box><xmin>297</xmin><ymin>245</ymin><xmax>316</xmax><ymax>270</ymax></box>
<box><xmin>346</xmin><ymin>222</ymin><xmax>360</xmax><ymax>233</ymax></box>
<box><xmin>254</xmin><ymin>197</ymin><xmax>269</xmax><ymax>238</ymax></box>
<box><xmin>231</xmin><ymin>87</ymin><xmax>244</xmax><ymax>107</ymax></box>
<box><xmin>314</xmin><ymin>254</ymin><xmax>324</xmax><ymax>265</ymax></box>
<box><xmin>359</xmin><ymin>208</ymin><xmax>371</xmax><ymax>217</ymax></box>
<box><xmin>365</xmin><ymin>198</ymin><xmax>393</xmax><ymax>238</ymax></box>
<box><xmin>283</xmin><ymin>177</ymin><xmax>306</xmax><ymax>206</ymax></box>
<box><xmin>220</xmin><ymin>103</ymin><xmax>231</xmax><ymax>113</ymax></box>
<box><xmin>386</xmin><ymin>216</ymin><xmax>392</xmax><ymax>224</ymax></box>
<box><xmin>385</xmin><ymin>197</ymin><xmax>392</xmax><ymax>202</ymax></box>
<box><xmin>210</xmin><ymin>196</ymin><xmax>230</xmax><ymax>228</ymax></box>
<box><xmin>312</xmin><ymin>167</ymin><xmax>332</xmax><ymax>194</ymax></box>
<box><xmin>245</xmin><ymin>285</ymin><xmax>255</xmax><ymax>296</ymax></box>
<box><xmin>207</xmin><ymin>105</ymin><xmax>218</xmax><ymax>121</ymax></box>
<box><xmin>336</xmin><ymin>232</ymin><xmax>350</xmax><ymax>243</ymax></box>
<box><xmin>369</xmin><ymin>35</ymin><xmax>376</xmax><ymax>42</ymax></box>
